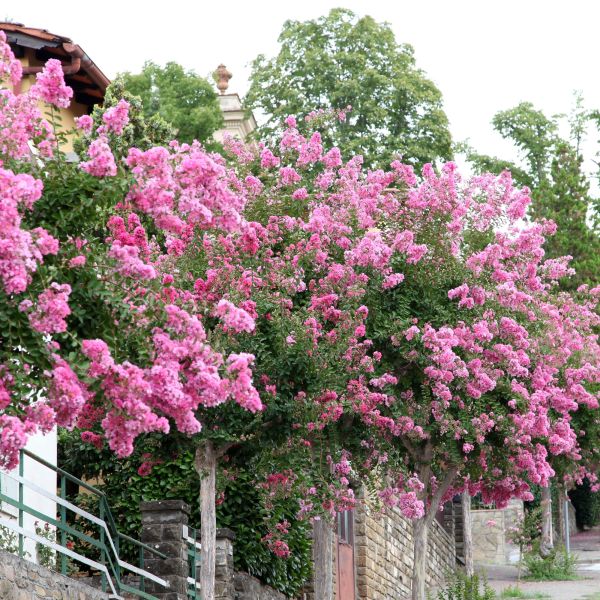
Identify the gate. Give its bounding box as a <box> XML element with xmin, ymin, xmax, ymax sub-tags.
<box><xmin>336</xmin><ymin>509</ymin><xmax>356</xmax><ymax>600</ymax></box>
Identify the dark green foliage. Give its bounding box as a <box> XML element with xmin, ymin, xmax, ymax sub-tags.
<box><xmin>217</xmin><ymin>471</ymin><xmax>312</xmax><ymax>596</ymax></box>
<box><xmin>59</xmin><ymin>433</ymin><xmax>312</xmax><ymax>597</ymax></box>
<box><xmin>118</xmin><ymin>61</ymin><xmax>223</xmax><ymax>146</ymax></box>
<box><xmin>491</xmin><ymin>102</ymin><xmax>557</xmax><ymax>185</ymax></box>
<box><xmin>507</xmin><ymin>505</ymin><xmax>542</xmax><ymax>552</ymax></box>
<box><xmin>246</xmin><ymin>8</ymin><xmax>452</xmax><ymax>169</ymax></box>
<box><xmin>522</xmin><ymin>544</ymin><xmax>578</xmax><ymax>581</ymax></box>
<box><xmin>534</xmin><ymin>143</ymin><xmax>600</xmax><ymax>288</ymax></box>
<box><xmin>79</xmin><ymin>80</ymin><xmax>177</xmax><ymax>155</ymax></box>
<box><xmin>569</xmin><ymin>479</ymin><xmax>600</xmax><ymax>530</ymax></box>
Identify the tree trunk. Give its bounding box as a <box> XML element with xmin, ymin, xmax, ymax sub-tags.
<box><xmin>412</xmin><ymin>517</ymin><xmax>430</xmax><ymax>600</ymax></box>
<box><xmin>557</xmin><ymin>487</ymin><xmax>565</xmax><ymax>545</ymax></box>
<box><xmin>540</xmin><ymin>485</ymin><xmax>554</xmax><ymax>557</ymax></box>
<box><xmin>313</xmin><ymin>518</ymin><xmax>334</xmax><ymax>600</ymax></box>
<box><xmin>196</xmin><ymin>441</ymin><xmax>218</xmax><ymax>600</ymax></box>
<box><xmin>462</xmin><ymin>491</ymin><xmax>474</xmax><ymax>577</ymax></box>
<box><xmin>410</xmin><ymin>464</ymin><xmax>458</xmax><ymax>600</ymax></box>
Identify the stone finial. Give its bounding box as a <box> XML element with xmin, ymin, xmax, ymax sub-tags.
<box><xmin>215</xmin><ymin>64</ymin><xmax>232</xmax><ymax>95</ymax></box>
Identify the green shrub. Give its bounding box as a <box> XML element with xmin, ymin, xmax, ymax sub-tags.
<box><xmin>522</xmin><ymin>544</ymin><xmax>578</xmax><ymax>581</ymax></box>
<box><xmin>507</xmin><ymin>506</ymin><xmax>542</xmax><ymax>553</ymax></box>
<box><xmin>0</xmin><ymin>525</ymin><xmax>19</xmax><ymax>554</ymax></box>
<box><xmin>428</xmin><ymin>571</ymin><xmax>495</xmax><ymax>600</ymax></box>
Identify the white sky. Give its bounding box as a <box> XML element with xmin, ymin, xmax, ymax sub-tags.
<box><xmin>8</xmin><ymin>0</ymin><xmax>600</xmax><ymax>167</ymax></box>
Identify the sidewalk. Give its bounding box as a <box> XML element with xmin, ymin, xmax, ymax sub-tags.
<box><xmin>481</xmin><ymin>527</ymin><xmax>600</xmax><ymax>600</ymax></box>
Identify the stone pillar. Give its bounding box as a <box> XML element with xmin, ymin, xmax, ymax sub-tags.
<box><xmin>140</xmin><ymin>500</ymin><xmax>190</xmax><ymax>600</ymax></box>
<box><xmin>215</xmin><ymin>528</ymin><xmax>235</xmax><ymax>600</ymax></box>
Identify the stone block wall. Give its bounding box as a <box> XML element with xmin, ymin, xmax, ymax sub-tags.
<box><xmin>354</xmin><ymin>501</ymin><xmax>455</xmax><ymax>599</ymax></box>
<box><xmin>234</xmin><ymin>572</ymin><xmax>287</xmax><ymax>600</ymax></box>
<box><xmin>140</xmin><ymin>500</ymin><xmax>288</xmax><ymax>600</ymax></box>
<box><xmin>471</xmin><ymin>500</ymin><xmax>524</xmax><ymax>565</ymax></box>
<box><xmin>140</xmin><ymin>499</ymin><xmax>190</xmax><ymax>599</ymax></box>
<box><xmin>0</xmin><ymin>550</ymin><xmax>109</xmax><ymax>600</ymax></box>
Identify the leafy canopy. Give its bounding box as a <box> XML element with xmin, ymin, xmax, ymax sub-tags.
<box><xmin>246</xmin><ymin>8</ymin><xmax>452</xmax><ymax>169</ymax></box>
<box><xmin>118</xmin><ymin>60</ymin><xmax>223</xmax><ymax>145</ymax></box>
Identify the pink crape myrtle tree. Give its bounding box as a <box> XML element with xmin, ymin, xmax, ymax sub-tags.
<box><xmin>221</xmin><ymin>114</ymin><xmax>599</xmax><ymax>598</ymax></box>
<box><xmin>1</xmin><ymin>36</ymin><xmax>598</xmax><ymax>600</ymax></box>
<box><xmin>194</xmin><ymin>114</ymin><xmax>598</xmax><ymax>597</ymax></box>
<box><xmin>0</xmin><ymin>37</ymin><xmax>369</xmax><ymax>600</ymax></box>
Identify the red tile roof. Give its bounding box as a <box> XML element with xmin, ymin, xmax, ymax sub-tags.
<box><xmin>0</xmin><ymin>22</ymin><xmax>110</xmax><ymax>107</ymax></box>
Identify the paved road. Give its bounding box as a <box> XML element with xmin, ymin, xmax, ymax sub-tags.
<box><xmin>481</xmin><ymin>527</ymin><xmax>600</xmax><ymax>600</ymax></box>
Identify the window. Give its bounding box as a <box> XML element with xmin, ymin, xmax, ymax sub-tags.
<box><xmin>337</xmin><ymin>509</ymin><xmax>354</xmax><ymax>545</ymax></box>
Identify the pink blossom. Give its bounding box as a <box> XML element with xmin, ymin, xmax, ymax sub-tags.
<box><xmin>46</xmin><ymin>358</ymin><xmax>87</xmax><ymax>428</ymax></box>
<box><xmin>0</xmin><ymin>366</ymin><xmax>13</xmax><ymax>410</ymax></box>
<box><xmin>81</xmin><ymin>431</ymin><xmax>103</xmax><ymax>450</ymax></box>
<box><xmin>260</xmin><ymin>148</ymin><xmax>280</xmax><ymax>169</ymax></box>
<box><xmin>398</xmin><ymin>491</ymin><xmax>425</xmax><ymax>519</ymax></box>
<box><xmin>69</xmin><ymin>255</ymin><xmax>86</xmax><ymax>267</ymax></box>
<box><xmin>323</xmin><ymin>147</ymin><xmax>342</xmax><ymax>169</ymax></box>
<box><xmin>215</xmin><ymin>299</ymin><xmax>256</xmax><ymax>333</ymax></box>
<box><xmin>383</xmin><ymin>273</ymin><xmax>405</xmax><ymax>289</ymax></box>
<box><xmin>279</xmin><ymin>166</ymin><xmax>302</xmax><ymax>186</ymax></box>
<box><xmin>0</xmin><ymin>31</ymin><xmax>22</xmax><ymax>86</ymax></box>
<box><xmin>27</xmin><ymin>283</ymin><xmax>71</xmax><ymax>334</ymax></box>
<box><xmin>81</xmin><ymin>137</ymin><xmax>117</xmax><ymax>177</ymax></box>
<box><xmin>30</xmin><ymin>59</ymin><xmax>73</xmax><ymax>108</ymax></box>
<box><xmin>102</xmin><ymin>99</ymin><xmax>130</xmax><ymax>135</ymax></box>
<box><xmin>75</xmin><ymin>115</ymin><xmax>94</xmax><ymax>134</ymax></box>
<box><xmin>0</xmin><ymin>415</ymin><xmax>30</xmax><ymax>470</ymax></box>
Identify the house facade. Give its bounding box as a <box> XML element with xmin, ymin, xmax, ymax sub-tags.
<box><xmin>1</xmin><ymin>21</ymin><xmax>109</xmax><ymax>152</ymax></box>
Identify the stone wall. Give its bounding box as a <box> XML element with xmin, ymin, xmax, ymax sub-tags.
<box><xmin>0</xmin><ymin>550</ymin><xmax>109</xmax><ymax>600</ymax></box>
<box><xmin>354</xmin><ymin>501</ymin><xmax>456</xmax><ymax>599</ymax></box>
<box><xmin>234</xmin><ymin>573</ymin><xmax>287</xmax><ymax>600</ymax></box>
<box><xmin>140</xmin><ymin>500</ymin><xmax>289</xmax><ymax>600</ymax></box>
<box><xmin>472</xmin><ymin>500</ymin><xmax>524</xmax><ymax>565</ymax></box>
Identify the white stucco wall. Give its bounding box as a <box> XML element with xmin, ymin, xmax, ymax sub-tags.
<box><xmin>0</xmin><ymin>428</ymin><xmax>57</xmax><ymax>562</ymax></box>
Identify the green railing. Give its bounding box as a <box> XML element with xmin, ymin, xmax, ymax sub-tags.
<box><xmin>0</xmin><ymin>449</ymin><xmax>169</xmax><ymax>599</ymax></box>
<box><xmin>186</xmin><ymin>524</ymin><xmax>201</xmax><ymax>599</ymax></box>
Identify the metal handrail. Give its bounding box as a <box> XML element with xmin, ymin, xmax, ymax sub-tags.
<box><xmin>22</xmin><ymin>449</ymin><xmax>105</xmax><ymax>497</ymax></box>
<box><xmin>186</xmin><ymin>524</ymin><xmax>201</xmax><ymax>599</ymax></box>
<box><xmin>0</xmin><ymin>449</ymin><xmax>169</xmax><ymax>599</ymax></box>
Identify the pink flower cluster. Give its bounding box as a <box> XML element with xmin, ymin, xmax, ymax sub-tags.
<box><xmin>79</xmin><ymin>305</ymin><xmax>263</xmax><ymax>457</ymax></box>
<box><xmin>101</xmin><ymin>99</ymin><xmax>130</xmax><ymax>135</ymax></box>
<box><xmin>215</xmin><ymin>300</ymin><xmax>256</xmax><ymax>333</ymax></box>
<box><xmin>0</xmin><ymin>31</ymin><xmax>22</xmax><ymax>86</ymax></box>
<box><xmin>22</xmin><ymin>283</ymin><xmax>71</xmax><ymax>334</ymax></box>
<box><xmin>80</xmin><ymin>136</ymin><xmax>117</xmax><ymax>177</ymax></box>
<box><xmin>0</xmin><ymin>168</ymin><xmax>54</xmax><ymax>294</ymax></box>
<box><xmin>30</xmin><ymin>59</ymin><xmax>73</xmax><ymax>108</ymax></box>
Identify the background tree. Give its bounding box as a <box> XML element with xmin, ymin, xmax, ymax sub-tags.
<box><xmin>118</xmin><ymin>61</ymin><xmax>223</xmax><ymax>145</ymax></box>
<box><xmin>245</xmin><ymin>8</ymin><xmax>452</xmax><ymax>169</ymax></box>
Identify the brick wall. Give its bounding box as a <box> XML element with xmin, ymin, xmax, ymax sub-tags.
<box><xmin>0</xmin><ymin>550</ymin><xmax>109</xmax><ymax>600</ymax></box>
<box><xmin>354</xmin><ymin>501</ymin><xmax>455</xmax><ymax>599</ymax></box>
<box><xmin>140</xmin><ymin>500</ymin><xmax>288</xmax><ymax>600</ymax></box>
